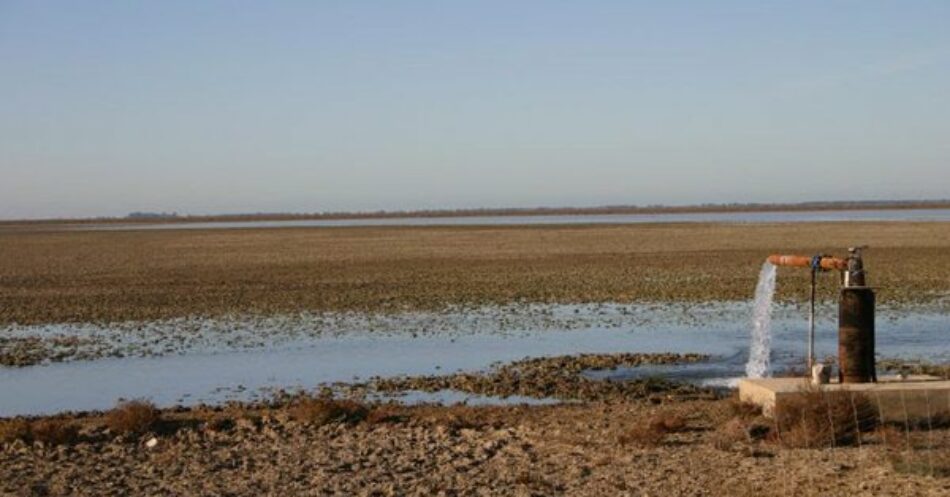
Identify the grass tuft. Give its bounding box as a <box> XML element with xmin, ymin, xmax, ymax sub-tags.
<box><xmin>0</xmin><ymin>419</ymin><xmax>33</xmax><ymax>444</ymax></box>
<box><xmin>365</xmin><ymin>404</ymin><xmax>408</xmax><ymax>425</ymax></box>
<box><xmin>106</xmin><ymin>400</ymin><xmax>160</xmax><ymax>436</ymax></box>
<box><xmin>727</xmin><ymin>395</ymin><xmax>763</xmax><ymax>420</ymax></box>
<box><xmin>29</xmin><ymin>419</ymin><xmax>81</xmax><ymax>445</ymax></box>
<box><xmin>289</xmin><ymin>398</ymin><xmax>369</xmax><ymax>426</ymax></box>
<box><xmin>620</xmin><ymin>411</ymin><xmax>688</xmax><ymax>447</ymax></box>
<box><xmin>0</xmin><ymin>418</ymin><xmax>81</xmax><ymax>446</ymax></box>
<box><xmin>770</xmin><ymin>387</ymin><xmax>876</xmax><ymax>449</ymax></box>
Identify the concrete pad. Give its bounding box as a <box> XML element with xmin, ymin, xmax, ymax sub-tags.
<box><xmin>738</xmin><ymin>375</ymin><xmax>950</xmax><ymax>422</ymax></box>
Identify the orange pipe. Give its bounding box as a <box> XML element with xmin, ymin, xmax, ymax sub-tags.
<box><xmin>768</xmin><ymin>254</ymin><xmax>847</xmax><ymax>271</ymax></box>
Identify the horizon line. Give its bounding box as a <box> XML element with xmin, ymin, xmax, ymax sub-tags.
<box><xmin>4</xmin><ymin>199</ymin><xmax>950</xmax><ymax>225</ymax></box>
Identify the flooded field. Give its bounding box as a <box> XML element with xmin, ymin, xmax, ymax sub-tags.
<box><xmin>2</xmin><ymin>302</ymin><xmax>946</xmax><ymax>416</ymax></box>
<box><xmin>2</xmin><ymin>220</ymin><xmax>948</xmax><ymax>496</ymax></box>
<box><xmin>2</xmin><ymin>220</ymin><xmax>948</xmax><ymax>416</ymax></box>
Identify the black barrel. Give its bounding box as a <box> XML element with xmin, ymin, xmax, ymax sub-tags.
<box><xmin>839</xmin><ymin>287</ymin><xmax>876</xmax><ymax>383</ymax></box>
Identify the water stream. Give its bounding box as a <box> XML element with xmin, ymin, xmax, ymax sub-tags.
<box><xmin>745</xmin><ymin>262</ymin><xmax>777</xmax><ymax>378</ymax></box>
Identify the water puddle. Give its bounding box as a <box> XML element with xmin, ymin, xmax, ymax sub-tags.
<box><xmin>1</xmin><ymin>303</ymin><xmax>947</xmax><ymax>416</ymax></box>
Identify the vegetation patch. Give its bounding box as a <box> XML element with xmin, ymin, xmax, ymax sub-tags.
<box><xmin>0</xmin><ymin>418</ymin><xmax>80</xmax><ymax>446</ymax></box>
<box><xmin>106</xmin><ymin>400</ymin><xmax>160</xmax><ymax>436</ymax></box>
<box><xmin>362</xmin><ymin>353</ymin><xmax>709</xmax><ymax>403</ymax></box>
<box><xmin>770</xmin><ymin>388</ymin><xmax>877</xmax><ymax>449</ymax></box>
<box><xmin>620</xmin><ymin>411</ymin><xmax>689</xmax><ymax>447</ymax></box>
<box><xmin>289</xmin><ymin>398</ymin><xmax>369</xmax><ymax>426</ymax></box>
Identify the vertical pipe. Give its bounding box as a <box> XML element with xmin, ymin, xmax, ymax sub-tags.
<box><xmin>839</xmin><ymin>287</ymin><xmax>875</xmax><ymax>383</ymax></box>
<box><xmin>808</xmin><ymin>267</ymin><xmax>816</xmax><ymax>371</ymax></box>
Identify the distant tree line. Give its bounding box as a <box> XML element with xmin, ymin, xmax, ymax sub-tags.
<box><xmin>5</xmin><ymin>199</ymin><xmax>948</xmax><ymax>224</ymax></box>
<box><xmin>126</xmin><ymin>211</ymin><xmax>180</xmax><ymax>219</ymax></box>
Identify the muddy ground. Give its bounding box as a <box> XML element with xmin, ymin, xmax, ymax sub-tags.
<box><xmin>2</xmin><ymin>397</ymin><xmax>948</xmax><ymax>497</ymax></box>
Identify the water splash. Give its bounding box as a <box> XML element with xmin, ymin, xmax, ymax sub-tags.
<box><xmin>745</xmin><ymin>261</ymin><xmax>777</xmax><ymax>378</ymax></box>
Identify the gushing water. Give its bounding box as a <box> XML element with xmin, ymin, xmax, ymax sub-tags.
<box><xmin>745</xmin><ymin>261</ymin><xmax>777</xmax><ymax>378</ymax></box>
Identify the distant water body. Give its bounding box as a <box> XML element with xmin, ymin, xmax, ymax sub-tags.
<box><xmin>72</xmin><ymin>208</ymin><xmax>950</xmax><ymax>232</ymax></box>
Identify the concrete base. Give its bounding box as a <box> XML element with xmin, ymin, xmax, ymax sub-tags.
<box><xmin>738</xmin><ymin>375</ymin><xmax>950</xmax><ymax>422</ymax></box>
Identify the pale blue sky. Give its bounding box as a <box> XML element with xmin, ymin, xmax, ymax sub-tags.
<box><xmin>2</xmin><ymin>1</ymin><xmax>948</xmax><ymax>219</ymax></box>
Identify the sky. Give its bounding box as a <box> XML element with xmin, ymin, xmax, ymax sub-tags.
<box><xmin>2</xmin><ymin>1</ymin><xmax>949</xmax><ymax>219</ymax></box>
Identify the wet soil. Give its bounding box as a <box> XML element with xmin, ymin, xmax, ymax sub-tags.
<box><xmin>351</xmin><ymin>352</ymin><xmax>710</xmax><ymax>403</ymax></box>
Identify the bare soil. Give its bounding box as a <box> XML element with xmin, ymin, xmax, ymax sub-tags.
<box><xmin>2</xmin><ymin>398</ymin><xmax>948</xmax><ymax>497</ymax></box>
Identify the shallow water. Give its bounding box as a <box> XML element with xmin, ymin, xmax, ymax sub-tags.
<box><xmin>69</xmin><ymin>208</ymin><xmax>950</xmax><ymax>231</ymax></box>
<box><xmin>1</xmin><ymin>303</ymin><xmax>946</xmax><ymax>416</ymax></box>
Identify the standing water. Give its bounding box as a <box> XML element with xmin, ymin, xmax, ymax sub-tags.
<box><xmin>745</xmin><ymin>262</ymin><xmax>778</xmax><ymax>378</ymax></box>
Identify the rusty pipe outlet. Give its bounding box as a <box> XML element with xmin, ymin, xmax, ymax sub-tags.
<box><xmin>767</xmin><ymin>254</ymin><xmax>847</xmax><ymax>271</ymax></box>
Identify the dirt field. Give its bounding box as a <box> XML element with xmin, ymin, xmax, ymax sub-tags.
<box><xmin>2</xmin><ymin>222</ymin><xmax>948</xmax><ymax>325</ymax></box>
<box><xmin>2</xmin><ymin>397</ymin><xmax>948</xmax><ymax>497</ymax></box>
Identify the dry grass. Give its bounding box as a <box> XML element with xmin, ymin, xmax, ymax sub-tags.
<box><xmin>770</xmin><ymin>388</ymin><xmax>877</xmax><ymax>449</ymax></box>
<box><xmin>106</xmin><ymin>400</ymin><xmax>160</xmax><ymax>436</ymax></box>
<box><xmin>710</xmin><ymin>418</ymin><xmax>749</xmax><ymax>450</ymax></box>
<box><xmin>0</xmin><ymin>418</ymin><xmax>80</xmax><ymax>445</ymax></box>
<box><xmin>709</xmin><ymin>395</ymin><xmax>770</xmax><ymax>451</ymax></box>
<box><xmin>619</xmin><ymin>411</ymin><xmax>689</xmax><ymax>447</ymax></box>
<box><xmin>288</xmin><ymin>398</ymin><xmax>369</xmax><ymax>426</ymax></box>
<box><xmin>727</xmin><ymin>395</ymin><xmax>763</xmax><ymax>420</ymax></box>
<box><xmin>364</xmin><ymin>404</ymin><xmax>408</xmax><ymax>425</ymax></box>
<box><xmin>28</xmin><ymin>419</ymin><xmax>81</xmax><ymax>445</ymax></box>
<box><xmin>876</xmin><ymin>425</ymin><xmax>950</xmax><ymax>478</ymax></box>
<box><xmin>0</xmin><ymin>222</ymin><xmax>948</xmax><ymax>325</ymax></box>
<box><xmin>0</xmin><ymin>419</ymin><xmax>32</xmax><ymax>444</ymax></box>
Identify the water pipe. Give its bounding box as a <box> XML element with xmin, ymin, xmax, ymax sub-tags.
<box><xmin>767</xmin><ymin>254</ymin><xmax>847</xmax><ymax>271</ymax></box>
<box><xmin>764</xmin><ymin>248</ymin><xmax>876</xmax><ymax>383</ymax></box>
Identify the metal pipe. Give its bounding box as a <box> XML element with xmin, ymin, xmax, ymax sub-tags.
<box><xmin>839</xmin><ymin>287</ymin><xmax>876</xmax><ymax>383</ymax></box>
<box><xmin>844</xmin><ymin>246</ymin><xmax>867</xmax><ymax>287</ymax></box>
<box><xmin>808</xmin><ymin>266</ymin><xmax>816</xmax><ymax>370</ymax></box>
<box><xmin>767</xmin><ymin>254</ymin><xmax>847</xmax><ymax>271</ymax></box>
<box><xmin>839</xmin><ymin>246</ymin><xmax>875</xmax><ymax>383</ymax></box>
